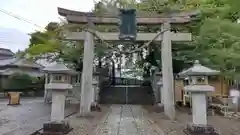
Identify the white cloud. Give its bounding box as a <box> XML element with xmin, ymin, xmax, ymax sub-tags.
<box><xmin>0</xmin><ymin>0</ymin><xmax>97</xmax><ymax>52</ymax></box>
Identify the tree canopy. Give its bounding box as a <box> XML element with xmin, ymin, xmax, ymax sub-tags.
<box><xmin>24</xmin><ymin>0</ymin><xmax>240</xmax><ymax>78</ymax></box>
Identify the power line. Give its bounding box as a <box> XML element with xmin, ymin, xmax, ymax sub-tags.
<box><xmin>0</xmin><ymin>8</ymin><xmax>46</xmax><ymax>31</ymax></box>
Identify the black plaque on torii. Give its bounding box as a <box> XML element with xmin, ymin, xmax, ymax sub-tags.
<box><xmin>119</xmin><ymin>9</ymin><xmax>137</xmax><ymax>41</ymax></box>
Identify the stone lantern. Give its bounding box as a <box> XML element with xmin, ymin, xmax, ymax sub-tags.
<box><xmin>90</xmin><ymin>72</ymin><xmax>101</xmax><ymax>111</ymax></box>
<box><xmin>178</xmin><ymin>60</ymin><xmax>219</xmax><ymax>135</ymax></box>
<box><xmin>152</xmin><ymin>72</ymin><xmax>163</xmax><ymax>103</ymax></box>
<box><xmin>93</xmin><ymin>72</ymin><xmax>100</xmax><ymax>102</ymax></box>
<box><xmin>152</xmin><ymin>72</ymin><xmax>165</xmax><ymax>113</ymax></box>
<box><xmin>42</xmin><ymin>63</ymin><xmax>76</xmax><ymax>134</ymax></box>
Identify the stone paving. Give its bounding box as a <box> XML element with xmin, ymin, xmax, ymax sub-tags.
<box><xmin>96</xmin><ymin>105</ymin><xmax>164</xmax><ymax>135</ymax></box>
<box><xmin>0</xmin><ymin>98</ymin><xmax>78</xmax><ymax>135</ymax></box>
<box><xmin>66</xmin><ymin>105</ymin><xmax>109</xmax><ymax>135</ymax></box>
<box><xmin>144</xmin><ymin>106</ymin><xmax>240</xmax><ymax>135</ymax></box>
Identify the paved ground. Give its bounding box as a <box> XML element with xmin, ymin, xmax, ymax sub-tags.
<box><xmin>66</xmin><ymin>105</ymin><xmax>110</xmax><ymax>135</ymax></box>
<box><xmin>144</xmin><ymin>106</ymin><xmax>240</xmax><ymax>135</ymax></box>
<box><xmin>96</xmin><ymin>105</ymin><xmax>164</xmax><ymax>135</ymax></box>
<box><xmin>0</xmin><ymin>98</ymin><xmax>78</xmax><ymax>135</ymax></box>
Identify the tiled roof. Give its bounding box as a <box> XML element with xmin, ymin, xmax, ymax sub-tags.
<box><xmin>0</xmin><ymin>68</ymin><xmax>43</xmax><ymax>77</ymax></box>
<box><xmin>0</xmin><ymin>58</ymin><xmax>16</xmax><ymax>66</ymax></box>
<box><xmin>0</xmin><ymin>48</ymin><xmax>14</xmax><ymax>56</ymax></box>
<box><xmin>0</xmin><ymin>58</ymin><xmax>43</xmax><ymax>68</ymax></box>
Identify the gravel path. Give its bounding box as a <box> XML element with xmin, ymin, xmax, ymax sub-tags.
<box><xmin>66</xmin><ymin>105</ymin><xmax>110</xmax><ymax>135</ymax></box>
<box><xmin>0</xmin><ymin>98</ymin><xmax>78</xmax><ymax>135</ymax></box>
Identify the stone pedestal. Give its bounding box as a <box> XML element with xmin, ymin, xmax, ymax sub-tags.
<box><xmin>153</xmin><ymin>103</ymin><xmax>164</xmax><ymax>113</ymax></box>
<box><xmin>90</xmin><ymin>79</ymin><xmax>101</xmax><ymax>112</ymax></box>
<box><xmin>152</xmin><ymin>72</ymin><xmax>162</xmax><ymax>103</ymax></box>
<box><xmin>183</xmin><ymin>124</ymin><xmax>218</xmax><ymax>135</ymax></box>
<box><xmin>192</xmin><ymin>93</ymin><xmax>207</xmax><ymax>125</ymax></box>
<box><xmin>183</xmin><ymin>85</ymin><xmax>219</xmax><ymax>135</ymax></box>
<box><xmin>51</xmin><ymin>91</ymin><xmax>66</xmax><ymax>122</ymax></box>
<box><xmin>42</xmin><ymin>121</ymin><xmax>72</xmax><ymax>135</ymax></box>
<box><xmin>43</xmin><ymin>89</ymin><xmax>72</xmax><ymax>135</ymax></box>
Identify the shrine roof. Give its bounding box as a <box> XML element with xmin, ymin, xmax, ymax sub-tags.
<box><xmin>57</xmin><ymin>7</ymin><xmax>200</xmax><ymax>24</ymax></box>
<box><xmin>178</xmin><ymin>60</ymin><xmax>220</xmax><ymax>76</ymax></box>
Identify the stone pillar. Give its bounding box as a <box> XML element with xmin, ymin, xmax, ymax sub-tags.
<box><xmin>161</xmin><ymin>23</ymin><xmax>175</xmax><ymax>120</ymax></box>
<box><xmin>51</xmin><ymin>91</ymin><xmax>66</xmax><ymax>122</ymax></box>
<box><xmin>80</xmin><ymin>31</ymin><xmax>94</xmax><ymax>116</ymax></box>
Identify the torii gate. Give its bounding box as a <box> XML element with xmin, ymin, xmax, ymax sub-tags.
<box><xmin>58</xmin><ymin>7</ymin><xmax>197</xmax><ymax>119</ymax></box>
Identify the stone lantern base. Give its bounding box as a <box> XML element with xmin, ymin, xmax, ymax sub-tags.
<box><xmin>183</xmin><ymin>124</ymin><xmax>219</xmax><ymax>135</ymax></box>
<box><xmin>90</xmin><ymin>102</ymin><xmax>101</xmax><ymax>112</ymax></box>
<box><xmin>41</xmin><ymin>121</ymin><xmax>72</xmax><ymax>135</ymax></box>
<box><xmin>153</xmin><ymin>103</ymin><xmax>164</xmax><ymax>113</ymax></box>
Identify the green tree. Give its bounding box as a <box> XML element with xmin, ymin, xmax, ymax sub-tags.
<box><xmin>25</xmin><ymin>22</ymin><xmax>85</xmax><ymax>71</ymax></box>
<box><xmin>25</xmin><ymin>0</ymin><xmax>240</xmax><ymax>79</ymax></box>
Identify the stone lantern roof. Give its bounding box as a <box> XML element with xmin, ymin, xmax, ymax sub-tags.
<box><xmin>42</xmin><ymin>63</ymin><xmax>77</xmax><ymax>74</ymax></box>
<box><xmin>178</xmin><ymin>60</ymin><xmax>219</xmax><ymax>77</ymax></box>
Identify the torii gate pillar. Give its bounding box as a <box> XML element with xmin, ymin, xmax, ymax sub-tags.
<box><xmin>161</xmin><ymin>23</ymin><xmax>175</xmax><ymax>120</ymax></box>
<box><xmin>79</xmin><ymin>31</ymin><xmax>95</xmax><ymax>116</ymax></box>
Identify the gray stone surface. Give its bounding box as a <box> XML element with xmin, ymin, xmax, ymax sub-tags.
<box><xmin>96</xmin><ymin>105</ymin><xmax>164</xmax><ymax>135</ymax></box>
<box><xmin>0</xmin><ymin>98</ymin><xmax>78</xmax><ymax>135</ymax></box>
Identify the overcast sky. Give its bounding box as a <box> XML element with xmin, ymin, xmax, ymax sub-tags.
<box><xmin>0</xmin><ymin>0</ymin><xmax>97</xmax><ymax>52</ymax></box>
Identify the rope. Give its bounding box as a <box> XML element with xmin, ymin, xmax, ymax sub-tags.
<box><xmin>83</xmin><ymin>27</ymin><xmax>170</xmax><ymax>58</ymax></box>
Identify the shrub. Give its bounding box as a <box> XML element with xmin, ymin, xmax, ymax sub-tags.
<box><xmin>3</xmin><ymin>73</ymin><xmax>33</xmax><ymax>92</ymax></box>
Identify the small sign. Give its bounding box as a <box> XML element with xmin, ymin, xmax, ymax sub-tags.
<box><xmin>8</xmin><ymin>92</ymin><xmax>20</xmax><ymax>105</ymax></box>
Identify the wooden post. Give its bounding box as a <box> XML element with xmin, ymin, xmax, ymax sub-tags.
<box><xmin>161</xmin><ymin>23</ymin><xmax>175</xmax><ymax>120</ymax></box>
<box><xmin>80</xmin><ymin>31</ymin><xmax>95</xmax><ymax>116</ymax></box>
